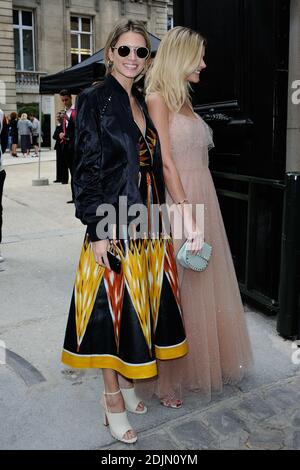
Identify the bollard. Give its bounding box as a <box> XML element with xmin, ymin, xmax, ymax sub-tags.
<box><xmin>277</xmin><ymin>172</ymin><xmax>300</xmax><ymax>339</ymax></box>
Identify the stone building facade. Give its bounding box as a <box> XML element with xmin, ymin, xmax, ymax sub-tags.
<box><xmin>1</xmin><ymin>0</ymin><xmax>298</xmax><ymax>164</ymax></box>
<box><xmin>0</xmin><ymin>0</ymin><xmax>173</xmax><ymax>145</ymax></box>
<box><xmin>0</xmin><ymin>0</ymin><xmax>17</xmax><ymax>115</ymax></box>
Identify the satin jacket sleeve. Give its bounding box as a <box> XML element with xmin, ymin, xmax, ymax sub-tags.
<box><xmin>73</xmin><ymin>90</ymin><xmax>104</xmax><ymax>242</ymax></box>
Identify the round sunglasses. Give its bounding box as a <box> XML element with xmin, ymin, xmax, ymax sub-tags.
<box><xmin>112</xmin><ymin>45</ymin><xmax>150</xmax><ymax>59</ymax></box>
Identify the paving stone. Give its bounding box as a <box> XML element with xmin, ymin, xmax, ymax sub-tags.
<box><xmin>137</xmin><ymin>435</ymin><xmax>178</xmax><ymax>450</ymax></box>
<box><xmin>292</xmin><ymin>411</ymin><xmax>300</xmax><ymax>428</ymax></box>
<box><xmin>292</xmin><ymin>431</ymin><xmax>300</xmax><ymax>450</ymax></box>
<box><xmin>219</xmin><ymin>432</ymin><xmax>249</xmax><ymax>450</ymax></box>
<box><xmin>203</xmin><ymin>408</ymin><xmax>250</xmax><ymax>436</ymax></box>
<box><xmin>288</xmin><ymin>375</ymin><xmax>300</xmax><ymax>388</ymax></box>
<box><xmin>238</xmin><ymin>396</ymin><xmax>276</xmax><ymax>421</ymax></box>
<box><xmin>246</xmin><ymin>428</ymin><xmax>284</xmax><ymax>450</ymax></box>
<box><xmin>108</xmin><ymin>433</ymin><xmax>178</xmax><ymax>451</ymax></box>
<box><xmin>170</xmin><ymin>420</ymin><xmax>218</xmax><ymax>450</ymax></box>
<box><xmin>281</xmin><ymin>429</ymin><xmax>300</xmax><ymax>450</ymax></box>
<box><xmin>262</xmin><ymin>411</ymin><xmax>292</xmax><ymax>430</ymax></box>
<box><xmin>262</xmin><ymin>387</ymin><xmax>300</xmax><ymax>411</ymax></box>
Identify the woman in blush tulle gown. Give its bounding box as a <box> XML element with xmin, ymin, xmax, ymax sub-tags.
<box><xmin>137</xmin><ymin>26</ymin><xmax>254</xmax><ymax>407</ymax></box>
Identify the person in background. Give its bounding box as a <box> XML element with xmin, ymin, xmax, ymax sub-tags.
<box><xmin>0</xmin><ymin>108</ymin><xmax>8</xmax><ymax>263</ymax></box>
<box><xmin>52</xmin><ymin>111</ymin><xmax>68</xmax><ymax>184</ymax></box>
<box><xmin>9</xmin><ymin>112</ymin><xmax>19</xmax><ymax>157</ymax></box>
<box><xmin>17</xmin><ymin>113</ymin><xmax>32</xmax><ymax>157</ymax></box>
<box><xmin>59</xmin><ymin>90</ymin><xmax>76</xmax><ymax>203</ymax></box>
<box><xmin>6</xmin><ymin>115</ymin><xmax>12</xmax><ymax>154</ymax></box>
<box><xmin>30</xmin><ymin>114</ymin><xmax>41</xmax><ymax>157</ymax></box>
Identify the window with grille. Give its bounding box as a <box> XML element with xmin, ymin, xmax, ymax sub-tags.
<box><xmin>13</xmin><ymin>9</ymin><xmax>35</xmax><ymax>71</ymax></box>
<box><xmin>71</xmin><ymin>16</ymin><xmax>93</xmax><ymax>66</ymax></box>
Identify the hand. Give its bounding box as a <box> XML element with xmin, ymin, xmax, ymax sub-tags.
<box><xmin>91</xmin><ymin>239</ymin><xmax>111</xmax><ymax>269</ymax></box>
<box><xmin>186</xmin><ymin>216</ymin><xmax>204</xmax><ymax>254</ymax></box>
<box><xmin>186</xmin><ymin>229</ymin><xmax>204</xmax><ymax>255</ymax></box>
<box><xmin>177</xmin><ymin>202</ymin><xmax>204</xmax><ymax>254</ymax></box>
<box><xmin>59</xmin><ymin>132</ymin><xmax>65</xmax><ymax>140</ymax></box>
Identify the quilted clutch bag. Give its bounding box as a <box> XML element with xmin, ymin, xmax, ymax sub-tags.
<box><xmin>177</xmin><ymin>241</ymin><xmax>212</xmax><ymax>272</ymax></box>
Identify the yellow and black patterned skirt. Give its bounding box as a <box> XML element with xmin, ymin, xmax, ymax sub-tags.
<box><xmin>61</xmin><ymin>236</ymin><xmax>188</xmax><ymax>379</ymax></box>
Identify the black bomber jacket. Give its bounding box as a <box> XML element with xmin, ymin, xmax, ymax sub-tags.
<box><xmin>73</xmin><ymin>73</ymin><xmax>165</xmax><ymax>241</ymax></box>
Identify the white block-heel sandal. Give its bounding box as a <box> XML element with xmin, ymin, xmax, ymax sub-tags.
<box><xmin>102</xmin><ymin>390</ymin><xmax>137</xmax><ymax>444</ymax></box>
<box><xmin>121</xmin><ymin>387</ymin><xmax>148</xmax><ymax>414</ymax></box>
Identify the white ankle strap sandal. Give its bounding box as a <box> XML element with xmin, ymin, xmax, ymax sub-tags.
<box><xmin>102</xmin><ymin>390</ymin><xmax>137</xmax><ymax>444</ymax></box>
<box><xmin>121</xmin><ymin>387</ymin><xmax>147</xmax><ymax>414</ymax></box>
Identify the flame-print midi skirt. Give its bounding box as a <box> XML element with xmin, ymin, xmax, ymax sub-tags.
<box><xmin>61</xmin><ymin>235</ymin><xmax>188</xmax><ymax>379</ymax></box>
<box><xmin>62</xmin><ymin>124</ymin><xmax>187</xmax><ymax>379</ymax></box>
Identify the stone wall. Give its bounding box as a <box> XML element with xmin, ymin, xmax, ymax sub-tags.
<box><xmin>0</xmin><ymin>0</ymin><xmax>17</xmax><ymax>114</ymax></box>
<box><xmin>1</xmin><ymin>0</ymin><xmax>172</xmax><ymax>141</ymax></box>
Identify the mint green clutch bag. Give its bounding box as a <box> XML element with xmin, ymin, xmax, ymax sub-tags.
<box><xmin>177</xmin><ymin>241</ymin><xmax>212</xmax><ymax>271</ymax></box>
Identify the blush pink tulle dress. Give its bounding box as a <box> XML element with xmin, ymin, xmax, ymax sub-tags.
<box><xmin>136</xmin><ymin>111</ymin><xmax>254</xmax><ymax>403</ymax></box>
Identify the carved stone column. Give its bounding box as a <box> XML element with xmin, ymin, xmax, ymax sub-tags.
<box><xmin>0</xmin><ymin>0</ymin><xmax>17</xmax><ymax>113</ymax></box>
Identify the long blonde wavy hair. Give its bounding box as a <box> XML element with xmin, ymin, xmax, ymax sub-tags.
<box><xmin>146</xmin><ymin>26</ymin><xmax>206</xmax><ymax>112</ymax></box>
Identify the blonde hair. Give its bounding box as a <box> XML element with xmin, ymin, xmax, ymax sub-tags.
<box><xmin>146</xmin><ymin>26</ymin><xmax>206</xmax><ymax>112</ymax></box>
<box><xmin>104</xmin><ymin>18</ymin><xmax>151</xmax><ymax>76</ymax></box>
<box><xmin>20</xmin><ymin>113</ymin><xmax>28</xmax><ymax>120</ymax></box>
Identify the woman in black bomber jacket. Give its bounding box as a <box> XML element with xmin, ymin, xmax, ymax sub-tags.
<box><xmin>61</xmin><ymin>19</ymin><xmax>187</xmax><ymax>444</ymax></box>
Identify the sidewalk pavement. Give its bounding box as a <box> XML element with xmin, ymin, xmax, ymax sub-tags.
<box><xmin>2</xmin><ymin>149</ymin><xmax>56</xmax><ymax>167</ymax></box>
<box><xmin>0</xmin><ymin>160</ymin><xmax>299</xmax><ymax>450</ymax></box>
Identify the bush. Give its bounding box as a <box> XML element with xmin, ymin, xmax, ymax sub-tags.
<box><xmin>16</xmin><ymin>102</ymin><xmax>45</xmax><ymax>126</ymax></box>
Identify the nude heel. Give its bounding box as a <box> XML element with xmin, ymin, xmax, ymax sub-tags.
<box><xmin>103</xmin><ymin>412</ymin><xmax>109</xmax><ymax>426</ymax></box>
<box><xmin>101</xmin><ymin>390</ymin><xmax>137</xmax><ymax>444</ymax></box>
<box><xmin>121</xmin><ymin>387</ymin><xmax>147</xmax><ymax>414</ymax></box>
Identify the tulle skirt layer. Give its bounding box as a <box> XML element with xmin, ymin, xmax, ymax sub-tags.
<box><xmin>136</xmin><ymin>167</ymin><xmax>253</xmax><ymax>402</ymax></box>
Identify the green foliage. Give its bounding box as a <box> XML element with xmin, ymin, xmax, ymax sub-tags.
<box><xmin>16</xmin><ymin>102</ymin><xmax>45</xmax><ymax>125</ymax></box>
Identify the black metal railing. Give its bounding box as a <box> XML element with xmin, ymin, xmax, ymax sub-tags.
<box><xmin>211</xmin><ymin>171</ymin><xmax>286</xmax><ymax>313</ymax></box>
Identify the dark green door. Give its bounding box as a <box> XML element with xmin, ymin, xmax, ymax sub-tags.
<box><xmin>173</xmin><ymin>0</ymin><xmax>290</xmax><ymax>312</ymax></box>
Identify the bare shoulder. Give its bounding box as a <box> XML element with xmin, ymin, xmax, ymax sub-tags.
<box><xmin>146</xmin><ymin>93</ymin><xmax>169</xmax><ymax>117</ymax></box>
